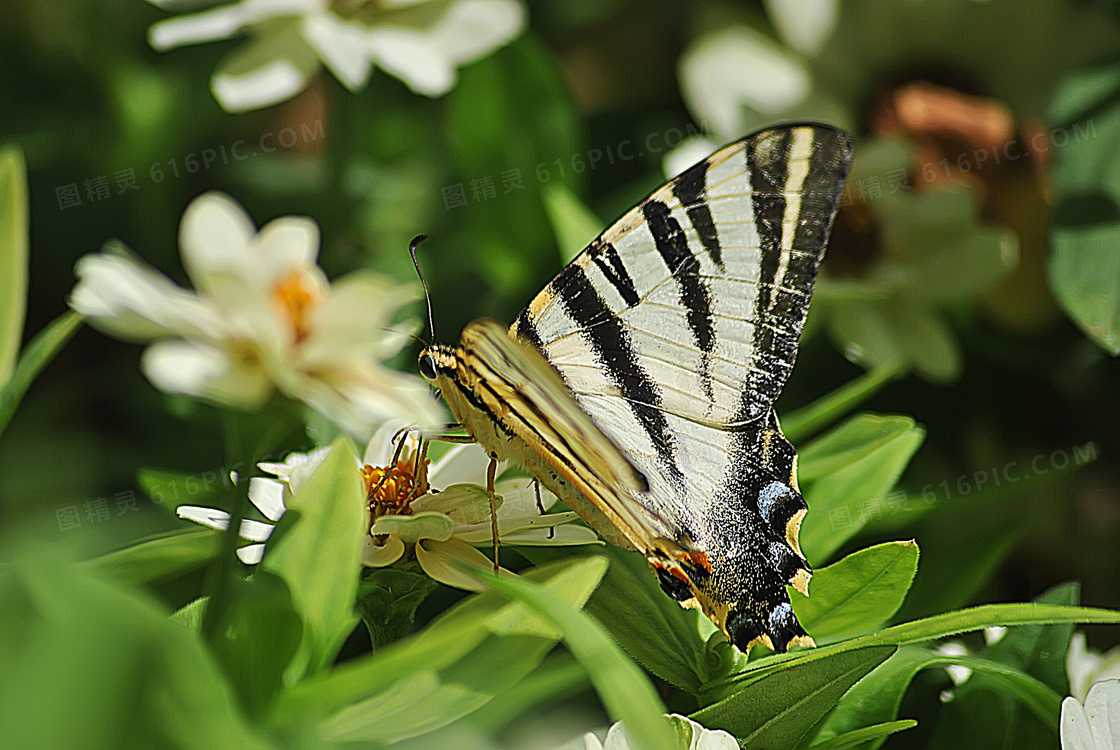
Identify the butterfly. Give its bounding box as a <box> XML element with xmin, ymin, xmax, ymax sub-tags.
<box><xmin>419</xmin><ymin>122</ymin><xmax>853</xmax><ymax>653</ymax></box>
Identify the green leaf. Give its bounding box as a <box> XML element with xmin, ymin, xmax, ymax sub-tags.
<box><xmin>356</xmin><ymin>563</ymin><xmax>440</xmax><ymax>650</ymax></box>
<box><xmin>0</xmin><ymin>311</ymin><xmax>83</xmax><ymax>438</ymax></box>
<box><xmin>542</xmin><ymin>182</ymin><xmax>602</xmax><ymax>262</ymax></box>
<box><xmin>793</xmin><ymin>541</ymin><xmax>919</xmax><ymax>643</ymax></box>
<box><xmin>0</xmin><ymin>145</ymin><xmax>28</xmax><ymax>387</ymax></box>
<box><xmin>1048</xmin><ymin>63</ymin><xmax>1120</xmax><ymax>355</ymax></box>
<box><xmin>799</xmin><ymin>414</ymin><xmax>925</xmax><ymax>563</ymax></box>
<box><xmin>465</xmin><ymin>652</ymin><xmax>590</xmax><ymax>734</ymax></box>
<box><xmin>521</xmin><ymin>545</ymin><xmax>717</xmax><ymax>693</ymax></box>
<box><xmin>782</xmin><ymin>367</ymin><xmax>902</xmax><ymax>444</ymax></box>
<box><xmin>261</xmin><ymin>437</ymin><xmax>366</xmax><ymax>677</ymax></box>
<box><xmin>692</xmin><ymin>645</ymin><xmax>896</xmax><ymax>748</ymax></box>
<box><xmin>84</xmin><ymin>529</ymin><xmax>219</xmax><ymax>586</ymax></box>
<box><xmin>806</xmin><ymin>720</ymin><xmax>917</xmax><ymax>749</ymax></box>
<box><xmin>478</xmin><ymin>566</ymin><xmax>675</xmax><ymax>750</ymax></box>
<box><xmin>798</xmin><ymin>413</ymin><xmax>920</xmax><ymax>483</ymax></box>
<box><xmin>0</xmin><ymin>547</ymin><xmax>273</xmax><ymax>750</ymax></box>
<box><xmin>889</xmin><ymin>299</ymin><xmax>962</xmax><ymax>383</ymax></box>
<box><xmin>274</xmin><ymin>557</ymin><xmax>607</xmax><ymax>725</ymax></box>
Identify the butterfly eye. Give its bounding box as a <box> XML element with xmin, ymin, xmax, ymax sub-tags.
<box><xmin>418</xmin><ymin>353</ymin><xmax>438</xmax><ymax>380</ymax></box>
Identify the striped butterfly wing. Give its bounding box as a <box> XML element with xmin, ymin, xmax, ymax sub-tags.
<box><xmin>510</xmin><ymin>123</ymin><xmax>853</xmax><ymax>651</ymax></box>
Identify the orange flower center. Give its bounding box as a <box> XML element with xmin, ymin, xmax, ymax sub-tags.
<box><xmin>362</xmin><ymin>454</ymin><xmax>430</xmax><ymax>523</ymax></box>
<box><xmin>272</xmin><ymin>270</ymin><xmax>319</xmax><ymax>344</ymax></box>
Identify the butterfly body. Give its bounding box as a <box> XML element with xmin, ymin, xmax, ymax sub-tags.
<box><xmin>421</xmin><ymin>123</ymin><xmax>853</xmax><ymax>653</ymax></box>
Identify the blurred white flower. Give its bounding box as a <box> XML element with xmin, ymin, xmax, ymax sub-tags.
<box><xmin>70</xmin><ymin>191</ymin><xmax>441</xmax><ymax>436</ymax></box>
<box><xmin>1061</xmin><ymin>679</ymin><xmax>1120</xmax><ymax>750</ymax></box>
<box><xmin>762</xmin><ymin>0</ymin><xmax>839</xmax><ymax>57</ymax></box>
<box><xmin>177</xmin><ymin>422</ymin><xmax>601</xmax><ymax>587</ymax></box>
<box><xmin>145</xmin><ymin>0</ymin><xmax>526</xmax><ymax>112</ymax></box>
<box><xmin>575</xmin><ymin>715</ymin><xmax>737</xmax><ymax>750</ymax></box>
<box><xmin>1068</xmin><ymin>632</ymin><xmax>1120</xmax><ymax>703</ymax></box>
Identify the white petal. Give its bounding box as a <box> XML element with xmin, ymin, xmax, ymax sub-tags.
<box><xmin>680</xmin><ymin>27</ymin><xmax>810</xmax><ymax>138</ymax></box>
<box><xmin>935</xmin><ymin>642</ymin><xmax>972</xmax><ymax>686</ymax></box>
<box><xmin>362</xmin><ymin>532</ymin><xmax>405</xmax><ymax>567</ymax></box>
<box><xmin>1069</xmin><ymin>633</ymin><xmax>1104</xmax><ymax>702</ymax></box>
<box><xmin>984</xmin><ymin>626</ymin><xmax>1008</xmax><ymax>645</ymax></box>
<box><xmin>300</xmin><ymin>272</ymin><xmax>417</xmax><ymax>368</ymax></box>
<box><xmin>370</xmin><ymin>511</ymin><xmax>454</xmax><ymax>544</ymax></box>
<box><xmin>179</xmin><ymin>191</ymin><xmax>258</xmax><ymax>295</ymax></box>
<box><xmin>602</xmin><ymin>721</ymin><xmax>633</xmax><ymax>750</ymax></box>
<box><xmin>237</xmin><ymin>543</ymin><xmax>266</xmax><ymax>565</ymax></box>
<box><xmin>148</xmin><ymin>4</ymin><xmax>254</xmax><ymax>51</ymax></box>
<box><xmin>286</xmin><ymin>445</ymin><xmax>334</xmax><ymax>493</ymax></box>
<box><xmin>252</xmin><ymin>215</ymin><xmax>321</xmax><ymax>287</ymax></box>
<box><xmin>1083</xmin><ymin>680</ymin><xmax>1120</xmax><ymax>749</ymax></box>
<box><xmin>663</xmin><ymin>137</ymin><xmax>720</xmax><ymax>180</ymax></box>
<box><xmin>248</xmin><ymin>477</ymin><xmax>288</xmax><ymax>521</ymax></box>
<box><xmin>363</xmin><ymin>419</ymin><xmax>416</xmax><ymax>467</ymax></box>
<box><xmin>493</xmin><ymin>477</ymin><xmax>556</xmax><ymax>517</ymax></box>
<box><xmin>238</xmin><ymin>518</ymin><xmax>275</xmax><ymax>542</ymax></box>
<box><xmin>582</xmin><ymin>732</ymin><xmax>606</xmax><ymax>750</ymax></box>
<box><xmin>70</xmin><ymin>252</ymin><xmax>225</xmax><ymax>341</ymax></box>
<box><xmin>763</xmin><ymin>0</ymin><xmax>839</xmax><ymax>56</ymax></box>
<box><xmin>211</xmin><ymin>31</ymin><xmax>320</xmax><ymax>113</ymax></box>
<box><xmin>366</xmin><ymin>27</ymin><xmax>456</xmax><ymax>97</ymax></box>
<box><xmin>415</xmin><ymin>537</ymin><xmax>502</xmax><ymax>591</ymax></box>
<box><xmin>141</xmin><ymin>338</ymin><xmax>272</xmax><ymax>408</ymax></box>
<box><xmin>429</xmin><ymin>0</ymin><xmax>525</xmax><ymax>65</ymax></box>
<box><xmin>300</xmin><ymin>13</ymin><xmax>373</xmax><ymax>91</ymax></box>
<box><xmin>259</xmin><ymin>445</ymin><xmax>334</xmax><ymax>485</ymax></box>
<box><xmin>496</xmin><ymin>524</ymin><xmax>603</xmax><ymax>547</ymax></box>
<box><xmin>1061</xmin><ymin>696</ymin><xmax>1098</xmax><ymax>750</ymax></box>
<box><xmin>177</xmin><ymin>505</ymin><xmax>231</xmax><ymax>531</ymax></box>
<box><xmin>411</xmin><ymin>484</ymin><xmax>495</xmax><ymax>525</ymax></box>
<box><xmin>429</xmin><ymin>442</ymin><xmax>493</xmax><ymax>488</ymax></box>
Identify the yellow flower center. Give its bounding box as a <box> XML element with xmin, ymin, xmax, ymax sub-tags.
<box><xmin>362</xmin><ymin>454</ymin><xmax>430</xmax><ymax>523</ymax></box>
<box><xmin>272</xmin><ymin>270</ymin><xmax>319</xmax><ymax>344</ymax></box>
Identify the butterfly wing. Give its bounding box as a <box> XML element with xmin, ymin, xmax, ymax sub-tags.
<box><xmin>509</xmin><ymin>123</ymin><xmax>853</xmax><ymax>651</ymax></box>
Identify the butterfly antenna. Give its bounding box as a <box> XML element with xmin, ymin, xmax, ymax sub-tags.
<box><xmin>409</xmin><ymin>234</ymin><xmax>436</xmax><ymax>342</ymax></box>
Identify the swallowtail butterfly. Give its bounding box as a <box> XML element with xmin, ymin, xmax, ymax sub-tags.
<box><xmin>419</xmin><ymin>122</ymin><xmax>853</xmax><ymax>652</ymax></box>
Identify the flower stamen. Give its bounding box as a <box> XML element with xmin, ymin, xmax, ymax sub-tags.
<box><xmin>362</xmin><ymin>453</ymin><xmax>430</xmax><ymax>523</ymax></box>
<box><xmin>272</xmin><ymin>270</ymin><xmax>319</xmax><ymax>344</ymax></box>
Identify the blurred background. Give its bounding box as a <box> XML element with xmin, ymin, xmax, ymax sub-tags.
<box><xmin>2</xmin><ymin>0</ymin><xmax>1120</xmax><ymax>741</ymax></box>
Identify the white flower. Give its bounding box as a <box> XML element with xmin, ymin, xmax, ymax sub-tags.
<box><xmin>574</xmin><ymin>715</ymin><xmax>737</xmax><ymax>750</ymax></box>
<box><xmin>1061</xmin><ymin>679</ymin><xmax>1120</xmax><ymax>750</ymax></box>
<box><xmin>145</xmin><ymin>0</ymin><xmax>525</xmax><ymax>112</ymax></box>
<box><xmin>177</xmin><ymin>421</ymin><xmax>602</xmax><ymax>587</ymax></box>
<box><xmin>1068</xmin><ymin>632</ymin><xmax>1120</xmax><ymax>703</ymax></box>
<box><xmin>762</xmin><ymin>0</ymin><xmax>839</xmax><ymax>57</ymax></box>
<box><xmin>70</xmin><ymin>191</ymin><xmax>441</xmax><ymax>437</ymax></box>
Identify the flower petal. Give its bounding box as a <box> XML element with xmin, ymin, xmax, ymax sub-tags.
<box><xmin>258</xmin><ymin>445</ymin><xmax>333</xmax><ymax>486</ymax></box>
<box><xmin>763</xmin><ymin>0</ymin><xmax>839</xmax><ymax>56</ymax></box>
<box><xmin>411</xmin><ymin>483</ymin><xmax>496</xmax><ymax>524</ymax></box>
<box><xmin>370</xmin><ymin>511</ymin><xmax>454</xmax><ymax>543</ymax></box>
<box><xmin>70</xmin><ymin>252</ymin><xmax>225</xmax><ymax>341</ymax></box>
<box><xmin>179</xmin><ymin>191</ymin><xmax>258</xmax><ymax>295</ymax></box>
<box><xmin>680</xmin><ymin>27</ymin><xmax>811</xmax><ymax>138</ymax></box>
<box><xmin>248</xmin><ymin>477</ymin><xmax>288</xmax><ymax>522</ymax></box>
<box><xmin>1084</xmin><ymin>680</ymin><xmax>1120</xmax><ymax>749</ymax></box>
<box><xmin>493</xmin><ymin>477</ymin><xmax>557</xmax><ymax>517</ymax></box>
<box><xmin>428</xmin><ymin>0</ymin><xmax>525</xmax><ymax>65</ymax></box>
<box><xmin>141</xmin><ymin>338</ymin><xmax>273</xmax><ymax>408</ymax></box>
<box><xmin>362</xmin><ymin>532</ymin><xmax>405</xmax><ymax>567</ymax></box>
<box><xmin>238</xmin><ymin>518</ymin><xmax>275</xmax><ymax>542</ymax></box>
<box><xmin>148</xmin><ymin>4</ymin><xmax>255</xmax><ymax>51</ymax></box>
<box><xmin>177</xmin><ymin>505</ymin><xmax>232</xmax><ymax>531</ymax></box>
<box><xmin>428</xmin><ymin>441</ymin><xmax>494</xmax><ymax>488</ymax></box>
<box><xmin>366</xmin><ymin>27</ymin><xmax>456</xmax><ymax>97</ymax></box>
<box><xmin>211</xmin><ymin>25</ymin><xmax>320</xmax><ymax>113</ymax></box>
<box><xmin>300</xmin><ymin>12</ymin><xmax>373</xmax><ymax>91</ymax></box>
<box><xmin>415</xmin><ymin>537</ymin><xmax>504</xmax><ymax>591</ymax></box>
<box><xmin>252</xmin><ymin>214</ymin><xmax>322</xmax><ymax>288</ymax></box>
<box><xmin>362</xmin><ymin>419</ymin><xmax>416</xmax><ymax>467</ymax></box>
<box><xmin>1061</xmin><ymin>695</ymin><xmax>1097</xmax><ymax>750</ymax></box>
<box><xmin>237</xmin><ymin>543</ymin><xmax>266</xmax><ymax>565</ymax></box>
<box><xmin>300</xmin><ymin>272</ymin><xmax>418</xmax><ymax>368</ymax></box>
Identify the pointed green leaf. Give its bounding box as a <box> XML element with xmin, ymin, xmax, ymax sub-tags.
<box><xmin>84</xmin><ymin>529</ymin><xmax>219</xmax><ymax>585</ymax></box>
<box><xmin>798</xmin><ymin>414</ymin><xmax>919</xmax><ymax>483</ymax></box>
<box><xmin>0</xmin><ymin>311</ymin><xmax>83</xmax><ymax>438</ymax></box>
<box><xmin>693</xmin><ymin>645</ymin><xmax>896</xmax><ymax>748</ymax></box>
<box><xmin>782</xmin><ymin>368</ymin><xmax>902</xmax><ymax>444</ymax></box>
<box><xmin>261</xmin><ymin>437</ymin><xmax>366</xmax><ymax>676</ymax></box>
<box><xmin>800</xmin><ymin>416</ymin><xmax>925</xmax><ymax>563</ymax></box>
<box><xmin>793</xmin><ymin>541</ymin><xmax>919</xmax><ymax>642</ymax></box>
<box><xmin>543</xmin><ymin>182</ymin><xmax>602</xmax><ymax>263</ymax></box>
<box><xmin>478</xmin><ymin>565</ymin><xmax>676</xmax><ymax>750</ymax></box>
<box><xmin>0</xmin><ymin>145</ymin><xmax>28</xmax><ymax>387</ymax></box>
<box><xmin>465</xmin><ymin>652</ymin><xmax>589</xmax><ymax>734</ymax></box>
<box><xmin>806</xmin><ymin>719</ymin><xmax>917</xmax><ymax>749</ymax></box>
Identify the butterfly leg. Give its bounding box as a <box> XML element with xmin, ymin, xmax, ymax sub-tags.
<box><xmin>532</xmin><ymin>479</ymin><xmax>555</xmax><ymax>539</ymax></box>
<box><xmin>487</xmin><ymin>452</ymin><xmax>500</xmax><ymax>573</ymax></box>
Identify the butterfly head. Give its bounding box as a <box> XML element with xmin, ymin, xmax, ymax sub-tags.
<box><xmin>418</xmin><ymin>346</ymin><xmax>458</xmax><ymax>384</ymax></box>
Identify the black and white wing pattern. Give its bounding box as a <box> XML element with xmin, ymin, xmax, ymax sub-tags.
<box><xmin>509</xmin><ymin>123</ymin><xmax>853</xmax><ymax>651</ymax></box>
